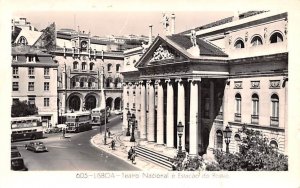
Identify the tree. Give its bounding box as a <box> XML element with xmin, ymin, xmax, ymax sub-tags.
<box><xmin>206</xmin><ymin>126</ymin><xmax>288</xmax><ymax>171</ymax></box>
<box><xmin>11</xmin><ymin>100</ymin><xmax>38</xmax><ymax>117</ymax></box>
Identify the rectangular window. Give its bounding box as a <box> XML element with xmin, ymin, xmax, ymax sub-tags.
<box><xmin>13</xmin><ymin>67</ymin><xmax>18</xmax><ymax>75</ymax></box>
<box><xmin>12</xmin><ymin>82</ymin><xmax>19</xmax><ymax>91</ymax></box>
<box><xmin>12</xmin><ymin>98</ymin><xmax>19</xmax><ymax>104</ymax></box>
<box><xmin>28</xmin><ymin>97</ymin><xmax>35</xmax><ymax>106</ymax></box>
<box><xmin>12</xmin><ymin>55</ymin><xmax>17</xmax><ymax>61</ymax></box>
<box><xmin>28</xmin><ymin>56</ymin><xmax>34</xmax><ymax>62</ymax></box>
<box><xmin>28</xmin><ymin>82</ymin><xmax>34</xmax><ymax>91</ymax></box>
<box><xmin>272</xmin><ymin>101</ymin><xmax>279</xmax><ymax>118</ymax></box>
<box><xmin>44</xmin><ymin>82</ymin><xmax>49</xmax><ymax>91</ymax></box>
<box><xmin>28</xmin><ymin>67</ymin><xmax>34</xmax><ymax>75</ymax></box>
<box><xmin>44</xmin><ymin>68</ymin><xmax>49</xmax><ymax>75</ymax></box>
<box><xmin>44</xmin><ymin>98</ymin><xmax>50</xmax><ymax>107</ymax></box>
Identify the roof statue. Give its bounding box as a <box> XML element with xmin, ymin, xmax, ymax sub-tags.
<box><xmin>161</xmin><ymin>13</ymin><xmax>170</xmax><ymax>34</ymax></box>
<box><xmin>191</xmin><ymin>30</ymin><xmax>197</xmax><ymax>47</ymax></box>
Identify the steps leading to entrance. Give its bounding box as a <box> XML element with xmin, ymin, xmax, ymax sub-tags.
<box><xmin>135</xmin><ymin>146</ymin><xmax>173</xmax><ymax>169</ymax></box>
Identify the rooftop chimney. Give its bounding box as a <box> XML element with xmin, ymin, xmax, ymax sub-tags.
<box><xmin>171</xmin><ymin>14</ymin><xmax>175</xmax><ymax>35</ymax></box>
<box><xmin>149</xmin><ymin>24</ymin><xmax>153</xmax><ymax>45</ymax></box>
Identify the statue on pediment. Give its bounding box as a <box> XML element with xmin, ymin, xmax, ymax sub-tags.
<box><xmin>150</xmin><ymin>45</ymin><xmax>174</xmax><ymax>62</ymax></box>
<box><xmin>191</xmin><ymin>30</ymin><xmax>197</xmax><ymax>47</ymax></box>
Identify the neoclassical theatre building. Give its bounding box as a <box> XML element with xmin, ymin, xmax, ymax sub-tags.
<box><xmin>122</xmin><ymin>11</ymin><xmax>288</xmax><ymax>156</ymax></box>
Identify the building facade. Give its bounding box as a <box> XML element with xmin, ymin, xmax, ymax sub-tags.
<box><xmin>11</xmin><ymin>46</ymin><xmax>58</xmax><ymax>127</ymax></box>
<box><xmin>122</xmin><ymin>11</ymin><xmax>288</xmax><ymax>156</ymax></box>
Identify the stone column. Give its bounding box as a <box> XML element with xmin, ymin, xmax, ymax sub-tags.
<box><xmin>156</xmin><ymin>79</ymin><xmax>164</xmax><ymax>145</ymax></box>
<box><xmin>176</xmin><ymin>78</ymin><xmax>185</xmax><ymax>151</ymax></box>
<box><xmin>140</xmin><ymin>81</ymin><xmax>147</xmax><ymax>140</ymax></box>
<box><xmin>166</xmin><ymin>79</ymin><xmax>174</xmax><ymax>148</ymax></box>
<box><xmin>147</xmin><ymin>80</ymin><xmax>155</xmax><ymax>142</ymax></box>
<box><xmin>135</xmin><ymin>82</ymin><xmax>141</xmax><ymax>130</ymax></box>
<box><xmin>189</xmin><ymin>78</ymin><xmax>201</xmax><ymax>156</ymax></box>
<box><xmin>210</xmin><ymin>80</ymin><xmax>215</xmax><ymax>119</ymax></box>
<box><xmin>122</xmin><ymin>83</ymin><xmax>128</xmax><ymax>132</ymax></box>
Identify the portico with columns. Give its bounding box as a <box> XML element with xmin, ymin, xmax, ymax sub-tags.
<box><xmin>122</xmin><ymin>34</ymin><xmax>229</xmax><ymax>156</ymax></box>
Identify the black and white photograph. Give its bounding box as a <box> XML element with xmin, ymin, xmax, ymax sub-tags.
<box><xmin>1</xmin><ymin>1</ymin><xmax>300</xmax><ymax>188</ymax></box>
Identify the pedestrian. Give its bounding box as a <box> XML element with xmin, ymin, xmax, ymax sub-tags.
<box><xmin>131</xmin><ymin>149</ymin><xmax>136</xmax><ymax>164</ymax></box>
<box><xmin>62</xmin><ymin>128</ymin><xmax>65</xmax><ymax>138</ymax></box>
<box><xmin>128</xmin><ymin>147</ymin><xmax>133</xmax><ymax>160</ymax></box>
<box><xmin>111</xmin><ymin>139</ymin><xmax>115</xmax><ymax>150</ymax></box>
<box><xmin>108</xmin><ymin>131</ymin><xmax>111</xmax><ymax>138</ymax></box>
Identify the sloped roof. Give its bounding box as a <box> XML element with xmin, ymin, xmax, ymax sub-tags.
<box><xmin>166</xmin><ymin>34</ymin><xmax>228</xmax><ymax>57</ymax></box>
<box><xmin>15</xmin><ymin>29</ymin><xmax>42</xmax><ymax>45</ymax></box>
<box><xmin>12</xmin><ymin>45</ymin><xmax>52</xmax><ymax>56</ymax></box>
<box><xmin>11</xmin><ymin>26</ymin><xmax>22</xmax><ymax>43</ymax></box>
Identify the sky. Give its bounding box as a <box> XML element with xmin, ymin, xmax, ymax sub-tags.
<box><xmin>13</xmin><ymin>11</ymin><xmax>233</xmax><ymax>37</ymax></box>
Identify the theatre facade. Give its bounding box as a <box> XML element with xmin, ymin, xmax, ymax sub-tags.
<box><xmin>122</xmin><ymin>11</ymin><xmax>288</xmax><ymax>156</ymax></box>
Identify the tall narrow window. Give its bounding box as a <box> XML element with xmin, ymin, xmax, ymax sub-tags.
<box><xmin>82</xmin><ymin>62</ymin><xmax>86</xmax><ymax>71</ymax></box>
<box><xmin>107</xmin><ymin>64</ymin><xmax>112</xmax><ymax>72</ymax></box>
<box><xmin>44</xmin><ymin>67</ymin><xmax>49</xmax><ymax>75</ymax></box>
<box><xmin>89</xmin><ymin>62</ymin><xmax>94</xmax><ymax>71</ymax></box>
<box><xmin>13</xmin><ymin>67</ymin><xmax>18</xmax><ymax>75</ymax></box>
<box><xmin>73</xmin><ymin>61</ymin><xmax>78</xmax><ymax>70</ymax></box>
<box><xmin>12</xmin><ymin>82</ymin><xmax>19</xmax><ymax>91</ymax></box>
<box><xmin>116</xmin><ymin>64</ymin><xmax>120</xmax><ymax>72</ymax></box>
<box><xmin>28</xmin><ymin>97</ymin><xmax>35</xmax><ymax>106</ymax></box>
<box><xmin>28</xmin><ymin>67</ymin><xmax>34</xmax><ymax>75</ymax></box>
<box><xmin>44</xmin><ymin>82</ymin><xmax>49</xmax><ymax>91</ymax></box>
<box><xmin>44</xmin><ymin>98</ymin><xmax>50</xmax><ymax>107</ymax></box>
<box><xmin>28</xmin><ymin>82</ymin><xmax>34</xmax><ymax>91</ymax></box>
<box><xmin>252</xmin><ymin>94</ymin><xmax>259</xmax><ymax>124</ymax></box>
<box><xmin>271</xmin><ymin>94</ymin><xmax>279</xmax><ymax>126</ymax></box>
<box><xmin>235</xmin><ymin>93</ymin><xmax>241</xmax><ymax>122</ymax></box>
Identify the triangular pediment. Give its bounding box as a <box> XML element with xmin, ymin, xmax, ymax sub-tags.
<box><xmin>135</xmin><ymin>36</ymin><xmax>190</xmax><ymax>68</ymax></box>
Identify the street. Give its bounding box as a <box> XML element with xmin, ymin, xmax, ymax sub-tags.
<box><xmin>11</xmin><ymin>114</ymin><xmax>139</xmax><ymax>171</ymax></box>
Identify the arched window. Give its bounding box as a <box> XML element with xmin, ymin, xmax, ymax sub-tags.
<box><xmin>106</xmin><ymin>77</ymin><xmax>113</xmax><ymax>88</ymax></box>
<box><xmin>73</xmin><ymin>61</ymin><xmax>78</xmax><ymax>70</ymax></box>
<box><xmin>270</xmin><ymin>140</ymin><xmax>278</xmax><ymax>149</ymax></box>
<box><xmin>252</xmin><ymin>94</ymin><xmax>259</xmax><ymax>124</ymax></box>
<box><xmin>235</xmin><ymin>93</ymin><xmax>241</xmax><ymax>122</ymax></box>
<box><xmin>107</xmin><ymin>64</ymin><xmax>112</xmax><ymax>72</ymax></box>
<box><xmin>115</xmin><ymin>77</ymin><xmax>122</xmax><ymax>88</ymax></box>
<box><xmin>18</xmin><ymin>36</ymin><xmax>28</xmax><ymax>45</ymax></box>
<box><xmin>251</xmin><ymin>36</ymin><xmax>263</xmax><ymax>46</ymax></box>
<box><xmin>252</xmin><ymin>93</ymin><xmax>259</xmax><ymax>115</ymax></box>
<box><xmin>89</xmin><ymin>62</ymin><xmax>94</xmax><ymax>71</ymax></box>
<box><xmin>216</xmin><ymin>130</ymin><xmax>223</xmax><ymax>149</ymax></box>
<box><xmin>271</xmin><ymin>94</ymin><xmax>279</xmax><ymax>126</ymax></box>
<box><xmin>270</xmin><ymin>32</ymin><xmax>283</xmax><ymax>43</ymax></box>
<box><xmin>82</xmin><ymin>62</ymin><xmax>87</xmax><ymax>71</ymax></box>
<box><xmin>116</xmin><ymin>64</ymin><xmax>120</xmax><ymax>72</ymax></box>
<box><xmin>234</xmin><ymin>39</ymin><xmax>245</xmax><ymax>48</ymax></box>
<box><xmin>80</xmin><ymin>77</ymin><xmax>85</xmax><ymax>88</ymax></box>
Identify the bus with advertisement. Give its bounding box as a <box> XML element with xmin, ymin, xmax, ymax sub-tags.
<box><xmin>11</xmin><ymin>116</ymin><xmax>43</xmax><ymax>142</ymax></box>
<box><xmin>64</xmin><ymin>111</ymin><xmax>92</xmax><ymax>133</ymax></box>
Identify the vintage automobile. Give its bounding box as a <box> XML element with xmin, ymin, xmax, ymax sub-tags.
<box><xmin>11</xmin><ymin>147</ymin><xmax>28</xmax><ymax>171</ymax></box>
<box><xmin>113</xmin><ymin>110</ymin><xmax>122</xmax><ymax>115</ymax></box>
<box><xmin>25</xmin><ymin>141</ymin><xmax>48</xmax><ymax>152</ymax></box>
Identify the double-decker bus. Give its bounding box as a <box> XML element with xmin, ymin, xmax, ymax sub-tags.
<box><xmin>64</xmin><ymin>111</ymin><xmax>92</xmax><ymax>133</ymax></box>
<box><xmin>11</xmin><ymin>116</ymin><xmax>43</xmax><ymax>142</ymax></box>
<box><xmin>90</xmin><ymin>107</ymin><xmax>108</xmax><ymax>126</ymax></box>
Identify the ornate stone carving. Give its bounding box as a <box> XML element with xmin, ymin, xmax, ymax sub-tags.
<box><xmin>150</xmin><ymin>45</ymin><xmax>174</xmax><ymax>62</ymax></box>
<box><xmin>245</xmin><ymin>31</ymin><xmax>249</xmax><ymax>42</ymax></box>
<box><xmin>251</xmin><ymin>81</ymin><xmax>260</xmax><ymax>89</ymax></box>
<box><xmin>228</xmin><ymin>36</ymin><xmax>232</xmax><ymax>45</ymax></box>
<box><xmin>234</xmin><ymin>81</ymin><xmax>242</xmax><ymax>89</ymax></box>
<box><xmin>191</xmin><ymin>30</ymin><xmax>197</xmax><ymax>47</ymax></box>
<box><xmin>264</xmin><ymin>27</ymin><xmax>268</xmax><ymax>39</ymax></box>
<box><xmin>270</xmin><ymin>80</ymin><xmax>281</xmax><ymax>89</ymax></box>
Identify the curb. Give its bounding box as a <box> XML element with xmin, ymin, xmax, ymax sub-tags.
<box><xmin>90</xmin><ymin>134</ymin><xmax>143</xmax><ymax>171</ymax></box>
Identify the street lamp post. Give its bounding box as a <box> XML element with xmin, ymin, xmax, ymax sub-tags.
<box><xmin>126</xmin><ymin>111</ymin><xmax>131</xmax><ymax>136</ymax></box>
<box><xmin>130</xmin><ymin>113</ymin><xmax>136</xmax><ymax>142</ymax></box>
<box><xmin>223</xmin><ymin>125</ymin><xmax>232</xmax><ymax>154</ymax></box>
<box><xmin>104</xmin><ymin>107</ymin><xmax>107</xmax><ymax>145</ymax></box>
<box><xmin>177</xmin><ymin>121</ymin><xmax>185</xmax><ymax>158</ymax></box>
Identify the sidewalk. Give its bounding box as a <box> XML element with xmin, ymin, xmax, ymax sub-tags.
<box><xmin>90</xmin><ymin>131</ymin><xmax>170</xmax><ymax>171</ymax></box>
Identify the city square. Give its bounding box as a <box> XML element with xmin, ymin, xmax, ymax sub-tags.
<box><xmin>8</xmin><ymin>10</ymin><xmax>289</xmax><ymax>173</ymax></box>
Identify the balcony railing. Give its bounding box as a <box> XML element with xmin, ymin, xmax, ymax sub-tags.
<box><xmin>234</xmin><ymin>113</ymin><xmax>241</xmax><ymax>122</ymax></box>
<box><xmin>251</xmin><ymin>114</ymin><xmax>259</xmax><ymax>124</ymax></box>
<box><xmin>270</xmin><ymin>116</ymin><xmax>279</xmax><ymax>127</ymax></box>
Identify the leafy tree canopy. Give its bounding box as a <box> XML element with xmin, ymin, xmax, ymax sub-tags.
<box><xmin>11</xmin><ymin>100</ymin><xmax>38</xmax><ymax>117</ymax></box>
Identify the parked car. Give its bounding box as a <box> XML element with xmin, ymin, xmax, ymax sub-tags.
<box><xmin>44</xmin><ymin>126</ymin><xmax>61</xmax><ymax>134</ymax></box>
<box><xmin>25</xmin><ymin>141</ymin><xmax>48</xmax><ymax>152</ymax></box>
<box><xmin>11</xmin><ymin>147</ymin><xmax>28</xmax><ymax>171</ymax></box>
<box><xmin>11</xmin><ymin>157</ymin><xmax>28</xmax><ymax>171</ymax></box>
<box><xmin>113</xmin><ymin>110</ymin><xmax>122</xmax><ymax>115</ymax></box>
